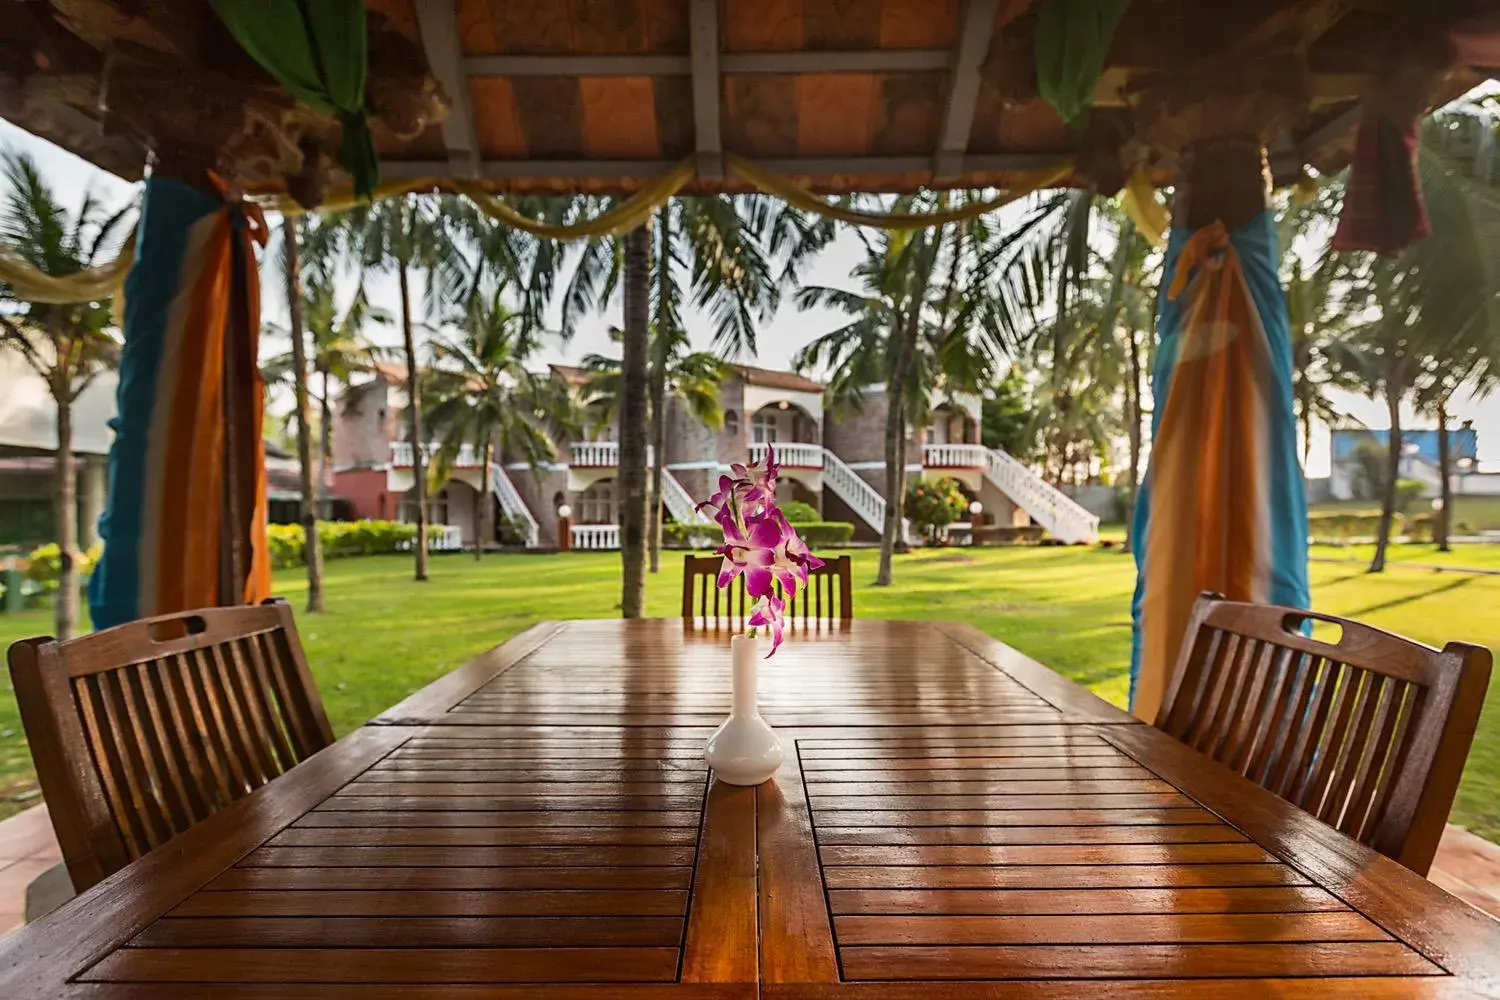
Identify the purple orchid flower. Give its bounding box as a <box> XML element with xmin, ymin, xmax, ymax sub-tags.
<box><xmin>694</xmin><ymin>444</ymin><xmax>821</xmax><ymax>657</ymax></box>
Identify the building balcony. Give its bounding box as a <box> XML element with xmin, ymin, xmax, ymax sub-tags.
<box><xmin>751</xmin><ymin>441</ymin><xmax>823</xmax><ymax>469</ymax></box>
<box><xmin>571</xmin><ymin>440</ymin><xmax>618</xmax><ymax>467</ymax></box>
<box><xmin>923</xmin><ymin>443</ymin><xmax>988</xmax><ymax>468</ymax></box>
<box><xmin>389</xmin><ymin>442</ymin><xmax>482</xmax><ymax>468</ymax></box>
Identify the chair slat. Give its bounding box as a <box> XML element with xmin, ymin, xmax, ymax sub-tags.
<box><xmin>6</xmin><ymin>599</ymin><xmax>334</xmax><ymax>892</ymax></box>
<box><xmin>681</xmin><ymin>553</ymin><xmax>854</xmax><ymax>625</ymax></box>
<box><xmin>1155</xmin><ymin>593</ymin><xmax>1491</xmax><ymax>875</ymax></box>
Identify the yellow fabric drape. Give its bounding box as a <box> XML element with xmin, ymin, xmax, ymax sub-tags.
<box><xmin>1122</xmin><ymin>169</ymin><xmax>1168</xmax><ymax>247</ymax></box>
<box><xmin>0</xmin><ymin>234</ymin><xmax>136</xmax><ymax>305</ymax></box>
<box><xmin>725</xmin><ymin>154</ymin><xmax>1076</xmax><ymax>230</ymax></box>
<box><xmin>0</xmin><ymin>153</ymin><xmax>1089</xmax><ymax>301</ymax></box>
<box><xmin>450</xmin><ymin>157</ymin><xmax>696</xmax><ymax>239</ymax></box>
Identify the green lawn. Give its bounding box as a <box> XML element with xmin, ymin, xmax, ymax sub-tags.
<box><xmin>2</xmin><ymin>546</ymin><xmax>1499</xmax><ymax>842</ymax></box>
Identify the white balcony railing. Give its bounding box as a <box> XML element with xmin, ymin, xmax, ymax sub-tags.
<box><xmin>571</xmin><ymin>440</ymin><xmax>619</xmax><ymax>467</ymax></box>
<box><xmin>923</xmin><ymin>443</ymin><xmax>989</xmax><ymax>468</ymax></box>
<box><xmin>429</xmin><ymin>524</ymin><xmax>464</xmax><ymax>551</ymax></box>
<box><xmin>571</xmin><ymin>523</ymin><xmax>620</xmax><ymax>550</ymax></box>
<box><xmin>749</xmin><ymin>441</ymin><xmax>824</xmax><ymax>468</ymax></box>
<box><xmin>390</xmin><ymin>441</ymin><xmax>481</xmax><ymax>468</ymax></box>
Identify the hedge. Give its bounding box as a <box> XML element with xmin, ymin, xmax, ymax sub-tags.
<box><xmin>972</xmin><ymin>525</ymin><xmax>1046</xmax><ymax>545</ymax></box>
<box><xmin>662</xmin><ymin>520</ymin><xmax>855</xmax><ymax>549</ymax></box>
<box><xmin>268</xmin><ymin>520</ymin><xmax>419</xmax><ymax>569</ymax></box>
<box><xmin>24</xmin><ymin>542</ymin><xmax>102</xmax><ymax>590</ymax></box>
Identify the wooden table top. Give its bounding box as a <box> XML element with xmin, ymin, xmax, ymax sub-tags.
<box><xmin>2</xmin><ymin>618</ymin><xmax>1497</xmax><ymax>998</ymax></box>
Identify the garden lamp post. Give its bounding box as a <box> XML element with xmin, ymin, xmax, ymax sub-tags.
<box><xmin>557</xmin><ymin>504</ymin><xmax>573</xmax><ymax>552</ymax></box>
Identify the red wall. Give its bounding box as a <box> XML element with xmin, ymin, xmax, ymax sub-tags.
<box><xmin>334</xmin><ymin>469</ymin><xmax>396</xmax><ymax>521</ymax></box>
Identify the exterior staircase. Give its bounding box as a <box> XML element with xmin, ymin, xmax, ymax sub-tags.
<box><xmin>821</xmin><ymin>448</ymin><xmax>888</xmax><ymax>535</ymax></box>
<box><xmin>661</xmin><ymin>469</ymin><xmax>711</xmax><ymax>526</ymax></box>
<box><xmin>489</xmin><ymin>463</ymin><xmax>541</xmax><ymax>547</ymax></box>
<box><xmin>982</xmin><ymin>448</ymin><xmax>1100</xmax><ymax>544</ymax></box>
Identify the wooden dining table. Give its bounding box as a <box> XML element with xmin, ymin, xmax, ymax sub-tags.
<box><xmin>2</xmin><ymin>617</ymin><xmax>1498</xmax><ymax>998</ymax></box>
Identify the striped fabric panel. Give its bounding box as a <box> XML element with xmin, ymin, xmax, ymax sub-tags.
<box><xmin>1130</xmin><ymin>213</ymin><xmax>1309</xmax><ymax>723</ymax></box>
<box><xmin>90</xmin><ymin>179</ymin><xmax>270</xmax><ymax>630</ymax></box>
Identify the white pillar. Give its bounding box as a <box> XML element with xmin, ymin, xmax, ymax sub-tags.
<box><xmin>79</xmin><ymin>454</ymin><xmax>106</xmax><ymax>549</ymax></box>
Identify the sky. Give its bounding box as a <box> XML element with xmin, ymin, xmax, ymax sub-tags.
<box><xmin>4</xmin><ymin>116</ymin><xmax>1499</xmax><ymax>480</ymax></box>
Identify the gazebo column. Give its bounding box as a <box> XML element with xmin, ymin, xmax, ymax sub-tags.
<box><xmin>88</xmin><ymin>164</ymin><xmax>271</xmax><ymax>630</ymax></box>
<box><xmin>1128</xmin><ymin>126</ymin><xmax>1309</xmax><ymax>722</ymax></box>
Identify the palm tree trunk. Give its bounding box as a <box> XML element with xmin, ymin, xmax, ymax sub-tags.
<box><xmin>648</xmin><ymin>204</ymin><xmax>670</xmax><ymax>574</ymax></box>
<box><xmin>284</xmin><ymin>221</ymin><xmax>324</xmax><ymax>611</ymax></box>
<box><xmin>619</xmin><ymin>222</ymin><xmax>652</xmax><ymax>617</ymax></box>
<box><xmin>319</xmin><ymin>370</ymin><xmax>334</xmax><ymax>520</ymax></box>
<box><xmin>398</xmin><ymin>260</ymin><xmax>429</xmax><ymax>582</ymax></box>
<box><xmin>53</xmin><ymin>365</ymin><xmax>78</xmax><ymax>640</ymax></box>
<box><xmin>1370</xmin><ymin>366</ymin><xmax>1402</xmax><ymax>573</ymax></box>
<box><xmin>1123</xmin><ymin>323</ymin><xmax>1143</xmax><ymax>553</ymax></box>
<box><xmin>1436</xmin><ymin>398</ymin><xmax>1453</xmax><ymax>552</ymax></box>
<box><xmin>477</xmin><ymin>433</ymin><xmax>492</xmax><ymax>561</ymax></box>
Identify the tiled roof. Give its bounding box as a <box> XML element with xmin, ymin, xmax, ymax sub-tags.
<box><xmin>732</xmin><ymin>364</ymin><xmax>824</xmax><ymax>394</ymax></box>
<box><xmin>549</xmin><ymin>363</ymin><xmax>592</xmax><ymax>386</ymax></box>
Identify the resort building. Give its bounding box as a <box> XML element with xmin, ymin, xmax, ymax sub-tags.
<box><xmin>330</xmin><ymin>362</ymin><xmax>1100</xmax><ymax>549</ymax></box>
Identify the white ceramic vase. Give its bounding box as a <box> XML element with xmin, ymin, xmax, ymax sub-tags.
<box><xmin>705</xmin><ymin>634</ymin><xmax>784</xmax><ymax>785</ymax></box>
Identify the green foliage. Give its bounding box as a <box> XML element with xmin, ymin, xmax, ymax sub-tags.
<box><xmin>1394</xmin><ymin>478</ymin><xmax>1427</xmax><ymax>514</ymax></box>
<box><xmin>268</xmin><ymin>521</ymin><xmax>419</xmax><ymax>569</ymax></box>
<box><xmin>660</xmin><ymin>519</ymin><xmax>855</xmax><ymax>549</ymax></box>
<box><xmin>24</xmin><ymin>543</ymin><xmax>102</xmax><ymax>590</ymax></box>
<box><xmin>1306</xmin><ymin>510</ymin><xmax>1418</xmax><ymax>543</ymax></box>
<box><xmin>1406</xmin><ymin>512</ymin><xmax>1436</xmax><ymax>543</ymax></box>
<box><xmin>777</xmin><ymin>500</ymin><xmax>820</xmax><ymax>524</ymax></box>
<box><xmin>973</xmin><ymin>525</ymin><xmax>1047</xmax><ymax>546</ymax></box>
<box><xmin>905</xmin><ymin>477</ymin><xmax>968</xmax><ymax>542</ymax></box>
<box><xmin>982</xmin><ymin>368</ymin><xmax>1036</xmax><ymax>460</ymax></box>
<box><xmin>1349</xmin><ymin>440</ymin><xmax>1388</xmax><ymax>501</ymax></box>
<box><xmin>1034</xmin><ymin>0</ymin><xmax>1133</xmax><ymax>124</ymax></box>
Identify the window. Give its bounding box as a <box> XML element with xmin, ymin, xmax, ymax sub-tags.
<box><xmin>724</xmin><ymin>410</ymin><xmax>740</xmax><ymax>435</ymax></box>
<box><xmin>578</xmin><ymin>480</ymin><xmax>617</xmax><ymax>524</ymax></box>
<box><xmin>400</xmin><ymin>488</ymin><xmax>448</xmax><ymax>525</ymax></box>
<box><xmin>753</xmin><ymin>411</ymin><xmax>780</xmax><ymax>444</ymax></box>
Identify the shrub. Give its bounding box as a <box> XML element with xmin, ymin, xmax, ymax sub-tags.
<box><xmin>905</xmin><ymin>477</ymin><xmax>968</xmax><ymax>542</ymax></box>
<box><xmin>973</xmin><ymin>525</ymin><xmax>1046</xmax><ymax>546</ymax></box>
<box><xmin>662</xmin><ymin>522</ymin><xmax>722</xmax><ymax>549</ymax></box>
<box><xmin>662</xmin><ymin>520</ymin><xmax>855</xmax><ymax>549</ymax></box>
<box><xmin>1307</xmin><ymin>510</ymin><xmax>1405</xmax><ymax>543</ymax></box>
<box><xmin>269</xmin><ymin>520</ymin><xmax>420</xmax><ymax>569</ymax></box>
<box><xmin>793</xmin><ymin>522</ymin><xmax>855</xmax><ymax>547</ymax></box>
<box><xmin>25</xmin><ymin>542</ymin><xmax>102</xmax><ymax>590</ymax></box>
<box><xmin>1395</xmin><ymin>478</ymin><xmax>1427</xmax><ymax>514</ymax></box>
<box><xmin>778</xmin><ymin>499</ymin><xmax>820</xmax><ymax>524</ymax></box>
<box><xmin>1406</xmin><ymin>512</ymin><xmax>1435</xmax><ymax>543</ymax></box>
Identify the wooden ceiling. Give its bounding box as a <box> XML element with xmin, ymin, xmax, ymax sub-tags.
<box><xmin>0</xmin><ymin>1</ymin><xmax>1488</xmax><ymax>200</ymax></box>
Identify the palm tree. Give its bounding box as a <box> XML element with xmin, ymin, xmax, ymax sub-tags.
<box><xmin>263</xmin><ymin>270</ymin><xmax>387</xmax><ymax>518</ymax></box>
<box><xmin>423</xmin><ymin>286</ymin><xmax>577</xmax><ymax>558</ymax></box>
<box><xmin>269</xmin><ymin>216</ymin><xmax>324</xmax><ymax>612</ymax></box>
<box><xmin>558</xmin><ymin>196</ymin><xmax>828</xmax><ymax>575</ymax></box>
<box><xmin>619</xmin><ymin>222</ymin><xmax>651</xmax><ymax>617</ymax></box>
<box><xmin>0</xmin><ymin>150</ymin><xmax>132</xmax><ymax>639</ymax></box>
<box><xmin>794</xmin><ymin>200</ymin><xmax>1012</xmax><ymax>584</ymax></box>
<box><xmin>341</xmin><ymin>194</ymin><xmax>464</xmax><ymax>581</ymax></box>
<box><xmin>1344</xmin><ymin>133</ymin><xmax>1499</xmax><ymax>572</ymax></box>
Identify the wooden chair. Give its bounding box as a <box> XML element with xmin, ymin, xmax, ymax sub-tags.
<box><xmin>682</xmin><ymin>553</ymin><xmax>853</xmax><ymax>623</ymax></box>
<box><xmin>7</xmin><ymin>598</ymin><xmax>334</xmax><ymax>892</ymax></box>
<box><xmin>1156</xmin><ymin>592</ymin><xmax>1491</xmax><ymax>876</ymax></box>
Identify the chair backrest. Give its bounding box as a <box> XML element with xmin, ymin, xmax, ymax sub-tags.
<box><xmin>7</xmin><ymin>599</ymin><xmax>334</xmax><ymax>891</ymax></box>
<box><xmin>681</xmin><ymin>553</ymin><xmax>853</xmax><ymax>623</ymax></box>
<box><xmin>1156</xmin><ymin>592</ymin><xmax>1491</xmax><ymax>875</ymax></box>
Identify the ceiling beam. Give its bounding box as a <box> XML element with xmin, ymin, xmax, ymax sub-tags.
<box><xmin>414</xmin><ymin>0</ymin><xmax>480</xmax><ymax>177</ymax></box>
<box><xmin>380</xmin><ymin>151</ymin><xmax>1070</xmax><ymax>182</ymax></box>
<box><xmin>935</xmin><ymin>0</ymin><xmax>1000</xmax><ymax>180</ymax></box>
<box><xmin>461</xmin><ymin>49</ymin><xmax>952</xmax><ymax>78</ymax></box>
<box><xmin>689</xmin><ymin>0</ymin><xmax>722</xmax><ymax>180</ymax></box>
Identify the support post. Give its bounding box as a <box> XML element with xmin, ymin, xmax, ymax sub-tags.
<box><xmin>1128</xmin><ymin>110</ymin><xmax>1308</xmax><ymax>723</ymax></box>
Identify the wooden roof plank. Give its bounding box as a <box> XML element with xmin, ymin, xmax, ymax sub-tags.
<box><xmin>935</xmin><ymin>0</ymin><xmax>1001</xmax><ymax>180</ymax></box>
<box><xmin>690</xmin><ymin>0</ymin><xmax>723</xmax><ymax>179</ymax></box>
<box><xmin>414</xmin><ymin>0</ymin><xmax>481</xmax><ymax>176</ymax></box>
